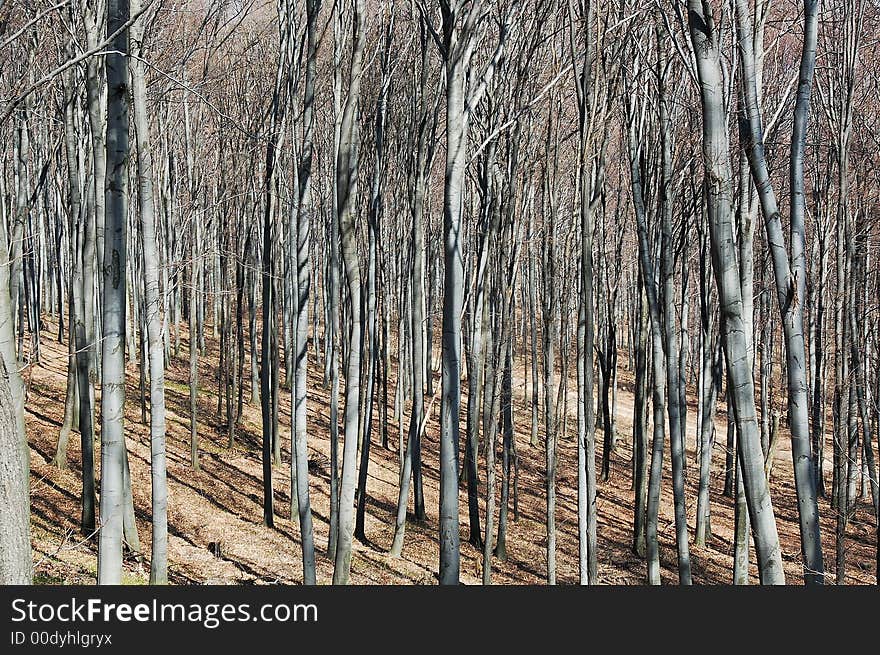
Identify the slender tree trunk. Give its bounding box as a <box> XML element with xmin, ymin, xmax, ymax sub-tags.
<box><xmin>332</xmin><ymin>0</ymin><xmax>366</xmax><ymax>585</ymax></box>
<box><xmin>527</xmin><ymin>206</ymin><xmax>539</xmax><ymax>450</ymax></box>
<box><xmin>355</xmin><ymin>22</ymin><xmax>389</xmax><ymax>541</ymax></box>
<box><xmin>190</xmin><ymin>214</ymin><xmax>199</xmax><ymax>470</ymax></box>
<box><xmin>289</xmin><ymin>0</ymin><xmax>319</xmax><ymax>586</ymax></box>
<box><xmin>658</xmin><ymin>45</ymin><xmax>691</xmax><ymax>584</ymax></box>
<box><xmin>391</xmin><ymin>15</ymin><xmax>430</xmax><ymax>554</ymax></box>
<box><xmin>495</xmin><ymin>335</ymin><xmax>513</xmax><ymax>562</ymax></box>
<box><xmin>131</xmin><ymin>0</ymin><xmax>167</xmax><ymax>583</ymax></box>
<box><xmin>632</xmin><ymin>269</ymin><xmax>649</xmax><ymax>557</ymax></box>
<box><xmin>62</xmin><ymin>67</ymin><xmax>96</xmax><ymax>535</ymax></box>
<box><xmin>626</xmin><ymin>80</ymin><xmax>668</xmax><ymax>585</ymax></box>
<box><xmin>695</xmin><ymin>325</ymin><xmax>719</xmax><ymax>547</ymax></box>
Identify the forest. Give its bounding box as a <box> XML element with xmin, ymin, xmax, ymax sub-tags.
<box><xmin>0</xmin><ymin>0</ymin><xmax>878</xmax><ymax>586</ymax></box>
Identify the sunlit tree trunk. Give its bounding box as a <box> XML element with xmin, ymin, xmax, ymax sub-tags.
<box><xmin>97</xmin><ymin>0</ymin><xmax>131</xmax><ymax>585</ymax></box>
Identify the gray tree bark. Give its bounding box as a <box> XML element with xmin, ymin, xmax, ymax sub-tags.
<box><xmin>391</xmin><ymin>10</ymin><xmax>432</xmax><ymax>556</ymax></box>
<box><xmin>657</xmin><ymin>40</ymin><xmax>691</xmax><ymax>584</ymax></box>
<box><xmin>97</xmin><ymin>0</ymin><xmax>131</xmax><ymax>585</ymax></box>
<box><xmin>332</xmin><ymin>0</ymin><xmax>366</xmax><ymax>586</ymax></box>
<box><xmin>61</xmin><ymin>64</ymin><xmax>96</xmax><ymax>535</ymax></box>
<box><xmin>733</xmin><ymin>0</ymin><xmax>823</xmax><ymax>583</ymax></box>
<box><xmin>130</xmin><ymin>0</ymin><xmax>167</xmax><ymax>584</ymax></box>
<box><xmin>290</xmin><ymin>0</ymin><xmax>319</xmax><ymax>586</ymax></box>
<box><xmin>687</xmin><ymin>0</ymin><xmax>785</xmax><ymax>584</ymax></box>
<box><xmin>0</xmin><ymin>185</ymin><xmax>30</xmax><ymax>584</ymax></box>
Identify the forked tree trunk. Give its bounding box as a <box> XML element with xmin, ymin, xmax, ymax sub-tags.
<box><xmin>733</xmin><ymin>0</ymin><xmax>823</xmax><ymax>584</ymax></box>
<box><xmin>687</xmin><ymin>0</ymin><xmax>785</xmax><ymax>584</ymax></box>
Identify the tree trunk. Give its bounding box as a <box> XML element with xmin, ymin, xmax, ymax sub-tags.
<box><xmin>688</xmin><ymin>0</ymin><xmax>785</xmax><ymax>584</ymax></box>
<box><xmin>632</xmin><ymin>268</ymin><xmax>649</xmax><ymax>557</ymax></box>
<box><xmin>733</xmin><ymin>0</ymin><xmax>823</xmax><ymax>584</ymax></box>
<box><xmin>332</xmin><ymin>0</ymin><xmax>366</xmax><ymax>585</ymax></box>
<box><xmin>97</xmin><ymin>0</ymin><xmax>131</xmax><ymax>585</ymax></box>
<box><xmin>62</xmin><ymin>66</ymin><xmax>96</xmax><ymax>535</ymax></box>
<box><xmin>289</xmin><ymin>0</ymin><xmax>319</xmax><ymax>586</ymax></box>
<box><xmin>0</xmin><ymin>197</ymin><xmax>30</xmax><ymax>584</ymax></box>
<box><xmin>131</xmin><ymin>0</ymin><xmax>167</xmax><ymax>583</ymax></box>
<box><xmin>390</xmin><ymin>15</ymin><xmax>430</xmax><ymax>555</ymax></box>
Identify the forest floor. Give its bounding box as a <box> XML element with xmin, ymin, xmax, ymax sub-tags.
<box><xmin>23</xmin><ymin>318</ymin><xmax>878</xmax><ymax>585</ymax></box>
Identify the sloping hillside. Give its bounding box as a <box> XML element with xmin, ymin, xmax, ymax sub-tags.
<box><xmin>25</xmin><ymin>320</ymin><xmax>877</xmax><ymax>585</ymax></box>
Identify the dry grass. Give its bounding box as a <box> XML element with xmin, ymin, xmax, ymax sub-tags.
<box><xmin>23</xmin><ymin>318</ymin><xmax>877</xmax><ymax>585</ymax></box>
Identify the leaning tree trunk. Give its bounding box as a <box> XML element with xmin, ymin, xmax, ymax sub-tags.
<box><xmin>734</xmin><ymin>0</ymin><xmax>823</xmax><ymax>584</ymax></box>
<box><xmin>687</xmin><ymin>0</ymin><xmax>785</xmax><ymax>584</ymax></box>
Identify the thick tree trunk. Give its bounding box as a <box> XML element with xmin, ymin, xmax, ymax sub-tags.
<box><xmin>97</xmin><ymin>0</ymin><xmax>131</xmax><ymax>585</ymax></box>
<box><xmin>437</xmin><ymin>5</ymin><xmax>476</xmax><ymax>586</ymax></box>
<box><xmin>0</xmin><ymin>190</ymin><xmax>30</xmax><ymax>584</ymax></box>
<box><xmin>733</xmin><ymin>452</ymin><xmax>751</xmax><ymax>584</ymax></box>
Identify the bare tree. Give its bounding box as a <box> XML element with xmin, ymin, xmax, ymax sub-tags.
<box><xmin>97</xmin><ymin>0</ymin><xmax>132</xmax><ymax>585</ymax></box>
<box><xmin>130</xmin><ymin>0</ymin><xmax>167</xmax><ymax>584</ymax></box>
<box><xmin>332</xmin><ymin>0</ymin><xmax>367</xmax><ymax>586</ymax></box>
<box><xmin>686</xmin><ymin>0</ymin><xmax>785</xmax><ymax>584</ymax></box>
